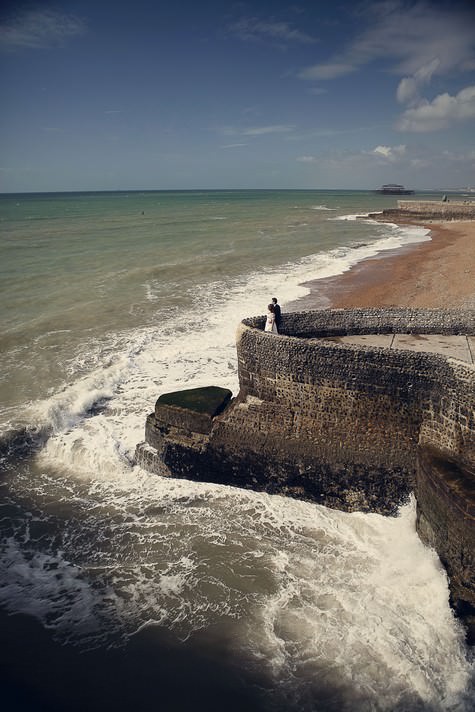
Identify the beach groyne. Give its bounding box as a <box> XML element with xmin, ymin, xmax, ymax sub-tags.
<box><xmin>136</xmin><ymin>308</ymin><xmax>475</xmax><ymax>638</ymax></box>
<box><xmin>372</xmin><ymin>199</ymin><xmax>475</xmax><ymax>221</ymax></box>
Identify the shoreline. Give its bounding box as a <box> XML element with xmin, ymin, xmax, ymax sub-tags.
<box><xmin>286</xmin><ymin>220</ymin><xmax>475</xmax><ymax>312</ymax></box>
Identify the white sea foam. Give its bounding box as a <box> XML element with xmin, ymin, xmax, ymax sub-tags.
<box><xmin>1</xmin><ymin>477</ymin><xmax>473</xmax><ymax>709</ymax></box>
<box><xmin>0</xmin><ymin>537</ymin><xmax>102</xmax><ymax>642</ymax></box>
<box><xmin>331</xmin><ymin>213</ymin><xmax>373</xmax><ymax>220</ymax></box>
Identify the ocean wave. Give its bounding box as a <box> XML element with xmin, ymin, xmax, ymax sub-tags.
<box><xmin>310</xmin><ymin>205</ymin><xmax>337</xmax><ymax>211</ymax></box>
<box><xmin>330</xmin><ymin>213</ymin><xmax>375</xmax><ymax>221</ymax></box>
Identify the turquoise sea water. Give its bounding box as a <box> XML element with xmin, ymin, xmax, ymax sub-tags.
<box><xmin>0</xmin><ymin>190</ymin><xmax>473</xmax><ymax>710</ymax></box>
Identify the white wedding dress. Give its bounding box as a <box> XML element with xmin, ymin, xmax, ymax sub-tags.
<box><xmin>265</xmin><ymin>312</ymin><xmax>278</xmax><ymax>334</ymax></box>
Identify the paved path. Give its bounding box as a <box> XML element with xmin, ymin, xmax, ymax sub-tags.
<box><xmin>323</xmin><ymin>334</ymin><xmax>475</xmax><ymax>364</ymax></box>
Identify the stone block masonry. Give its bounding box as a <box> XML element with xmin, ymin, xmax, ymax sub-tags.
<box><xmin>135</xmin><ymin>307</ymin><xmax>475</xmax><ymax>639</ymax></box>
<box><xmin>370</xmin><ymin>199</ymin><xmax>475</xmax><ymax>221</ymax></box>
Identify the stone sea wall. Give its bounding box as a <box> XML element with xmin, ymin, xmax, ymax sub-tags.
<box><xmin>373</xmin><ymin>199</ymin><xmax>475</xmax><ymax>221</ymax></box>
<box><xmin>137</xmin><ymin>307</ymin><xmax>474</xmax><ymax>515</ymax></box>
<box><xmin>225</xmin><ymin>309</ymin><xmax>474</xmax><ymax>506</ymax></box>
<box><xmin>135</xmin><ymin>307</ymin><xmax>475</xmax><ymax>632</ymax></box>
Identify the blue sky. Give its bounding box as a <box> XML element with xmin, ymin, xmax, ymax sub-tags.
<box><xmin>1</xmin><ymin>0</ymin><xmax>475</xmax><ymax>192</ymax></box>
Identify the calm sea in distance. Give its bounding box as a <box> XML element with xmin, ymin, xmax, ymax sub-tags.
<box><xmin>0</xmin><ymin>189</ymin><xmax>473</xmax><ymax>711</ymax></box>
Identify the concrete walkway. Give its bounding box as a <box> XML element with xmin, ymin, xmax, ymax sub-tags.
<box><xmin>323</xmin><ymin>334</ymin><xmax>475</xmax><ymax>364</ymax></box>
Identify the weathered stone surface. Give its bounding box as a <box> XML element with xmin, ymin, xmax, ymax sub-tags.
<box><xmin>416</xmin><ymin>446</ymin><xmax>475</xmax><ymax>642</ymax></box>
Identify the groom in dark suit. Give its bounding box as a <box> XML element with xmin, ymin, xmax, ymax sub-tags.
<box><xmin>272</xmin><ymin>297</ymin><xmax>281</xmax><ymax>328</ymax></box>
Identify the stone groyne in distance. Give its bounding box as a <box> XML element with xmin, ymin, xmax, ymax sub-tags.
<box><xmin>373</xmin><ymin>198</ymin><xmax>475</xmax><ymax>221</ymax></box>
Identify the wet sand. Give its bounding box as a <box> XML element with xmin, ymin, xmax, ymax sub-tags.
<box><xmin>288</xmin><ymin>220</ymin><xmax>475</xmax><ymax>311</ymax></box>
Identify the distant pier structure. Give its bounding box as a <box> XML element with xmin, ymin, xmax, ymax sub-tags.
<box><xmin>374</xmin><ymin>184</ymin><xmax>414</xmax><ymax>195</ymax></box>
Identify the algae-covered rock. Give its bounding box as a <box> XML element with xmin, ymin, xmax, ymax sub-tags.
<box><xmin>156</xmin><ymin>386</ymin><xmax>232</xmax><ymax>416</ymax></box>
<box><xmin>154</xmin><ymin>386</ymin><xmax>233</xmax><ymax>435</ymax></box>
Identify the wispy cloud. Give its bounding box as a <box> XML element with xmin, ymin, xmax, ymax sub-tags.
<box><xmin>228</xmin><ymin>16</ymin><xmax>316</xmax><ymax>47</ymax></box>
<box><xmin>219</xmin><ymin>124</ymin><xmax>294</xmax><ymax>138</ymax></box>
<box><xmin>397</xmin><ymin>85</ymin><xmax>475</xmax><ymax>132</ymax></box>
<box><xmin>0</xmin><ymin>9</ymin><xmax>86</xmax><ymax>51</ymax></box>
<box><xmin>242</xmin><ymin>125</ymin><xmax>294</xmax><ymax>136</ymax></box>
<box><xmin>299</xmin><ymin>63</ymin><xmax>356</xmax><ymax>80</ymax></box>
<box><xmin>220</xmin><ymin>143</ymin><xmax>248</xmax><ymax>149</ymax></box>
<box><xmin>299</xmin><ymin>1</ymin><xmax>475</xmax><ymax>82</ymax></box>
<box><xmin>357</xmin><ymin>1</ymin><xmax>475</xmax><ymax>77</ymax></box>
<box><xmin>396</xmin><ymin>59</ymin><xmax>440</xmax><ymax>106</ymax></box>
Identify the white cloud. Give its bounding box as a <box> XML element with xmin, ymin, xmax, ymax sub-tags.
<box><xmin>220</xmin><ymin>143</ymin><xmax>248</xmax><ymax>149</ymax></box>
<box><xmin>397</xmin><ymin>85</ymin><xmax>475</xmax><ymax>132</ymax></box>
<box><xmin>296</xmin><ymin>155</ymin><xmax>318</xmax><ymax>162</ymax></box>
<box><xmin>373</xmin><ymin>145</ymin><xmax>391</xmax><ymax>158</ymax></box>
<box><xmin>229</xmin><ymin>17</ymin><xmax>316</xmax><ymax>46</ymax></box>
<box><xmin>372</xmin><ymin>144</ymin><xmax>407</xmax><ymax>160</ymax></box>
<box><xmin>0</xmin><ymin>9</ymin><xmax>86</xmax><ymax>50</ymax></box>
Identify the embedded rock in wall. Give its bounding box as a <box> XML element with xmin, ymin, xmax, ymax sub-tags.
<box><xmin>136</xmin><ymin>386</ymin><xmax>232</xmax><ymax>479</ymax></box>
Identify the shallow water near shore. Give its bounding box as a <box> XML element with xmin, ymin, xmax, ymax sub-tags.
<box><xmin>1</xmin><ymin>189</ymin><xmax>474</xmax><ymax>710</ymax></box>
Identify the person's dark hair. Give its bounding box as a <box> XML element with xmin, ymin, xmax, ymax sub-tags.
<box><xmin>272</xmin><ymin>297</ymin><xmax>278</xmax><ymax>304</ymax></box>
<box><xmin>268</xmin><ymin>303</ymin><xmax>275</xmax><ymax>312</ymax></box>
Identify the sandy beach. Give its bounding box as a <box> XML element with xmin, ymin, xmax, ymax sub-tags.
<box><xmin>290</xmin><ymin>220</ymin><xmax>475</xmax><ymax>311</ymax></box>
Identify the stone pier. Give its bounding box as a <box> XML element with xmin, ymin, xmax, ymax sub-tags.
<box><xmin>135</xmin><ymin>307</ymin><xmax>475</xmax><ymax>640</ymax></box>
<box><xmin>371</xmin><ymin>198</ymin><xmax>475</xmax><ymax>221</ymax></box>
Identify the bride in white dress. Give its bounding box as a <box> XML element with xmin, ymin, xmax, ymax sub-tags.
<box><xmin>264</xmin><ymin>303</ymin><xmax>278</xmax><ymax>334</ymax></box>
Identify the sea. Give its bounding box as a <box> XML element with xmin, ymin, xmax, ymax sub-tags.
<box><xmin>0</xmin><ymin>189</ymin><xmax>473</xmax><ymax>712</ymax></box>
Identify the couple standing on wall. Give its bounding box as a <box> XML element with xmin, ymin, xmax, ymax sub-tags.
<box><xmin>265</xmin><ymin>297</ymin><xmax>281</xmax><ymax>334</ymax></box>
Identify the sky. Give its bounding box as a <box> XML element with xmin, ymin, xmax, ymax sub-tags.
<box><xmin>1</xmin><ymin>0</ymin><xmax>475</xmax><ymax>192</ymax></box>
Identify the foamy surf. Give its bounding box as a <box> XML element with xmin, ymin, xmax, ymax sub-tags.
<box><xmin>0</xmin><ymin>474</ymin><xmax>473</xmax><ymax>710</ymax></box>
